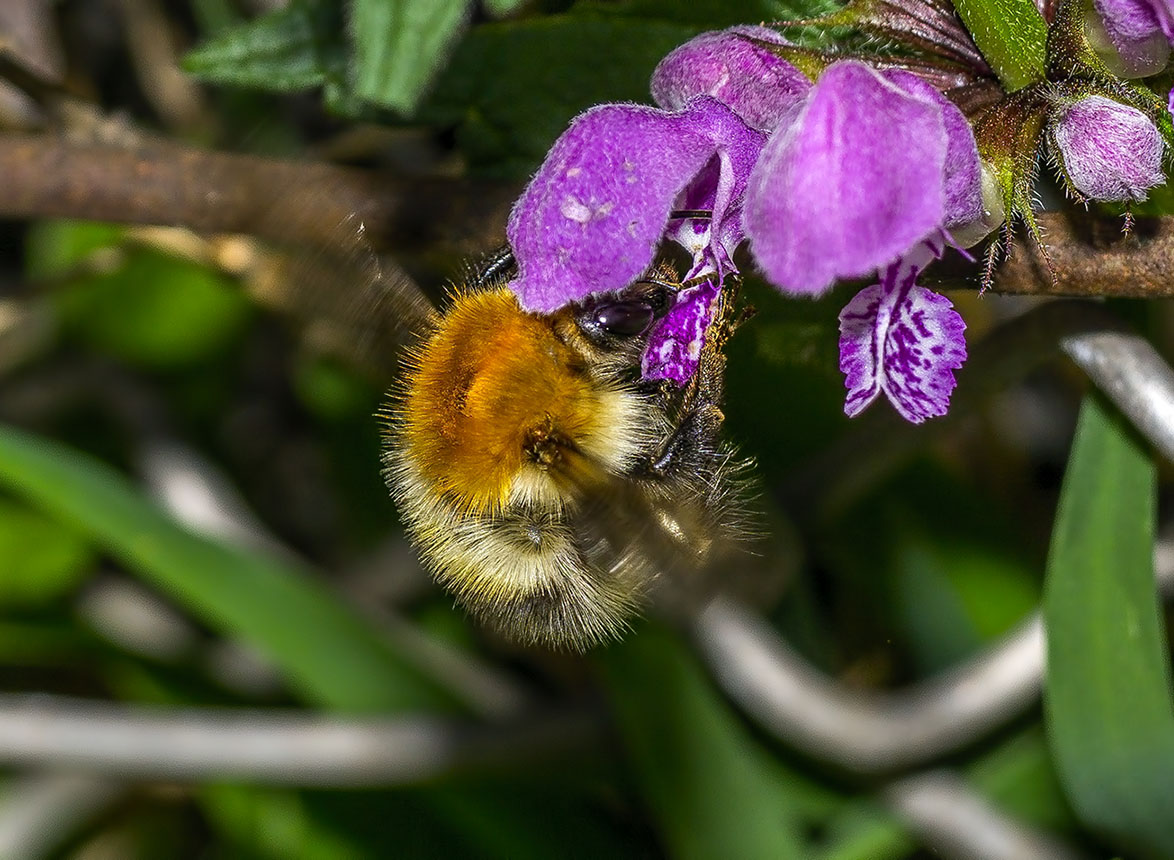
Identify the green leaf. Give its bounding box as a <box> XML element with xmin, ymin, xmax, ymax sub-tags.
<box><xmin>1043</xmin><ymin>394</ymin><xmax>1174</xmax><ymax>859</ymax></box>
<box><xmin>0</xmin><ymin>498</ymin><xmax>94</xmax><ymax>607</ymax></box>
<box><xmin>423</xmin><ymin>14</ymin><xmax>699</xmax><ymax>175</ymax></box>
<box><xmin>351</xmin><ymin>0</ymin><xmax>472</xmax><ymax>115</ymax></box>
<box><xmin>24</xmin><ymin>219</ymin><xmax>125</xmax><ymax>281</ymax></box>
<box><xmin>599</xmin><ymin>624</ymin><xmax>806</xmax><ymax>860</ymax></box>
<box><xmin>889</xmin><ymin>514</ymin><xmax>1038</xmax><ymax>675</ymax></box>
<box><xmin>0</xmin><ymin>424</ymin><xmax>459</xmax><ymax>714</ymax></box>
<box><xmin>952</xmin><ymin>0</ymin><xmax>1046</xmax><ymax>92</ymax></box>
<box><xmin>606</xmin><ymin>0</ymin><xmax>840</xmax><ymax>29</ymax></box>
<box><xmin>183</xmin><ymin>0</ymin><xmax>340</xmax><ymax>93</ymax></box>
<box><xmin>202</xmin><ymin>785</ymin><xmax>367</xmax><ymax>860</ymax></box>
<box><xmin>820</xmin><ymin>729</ymin><xmax>1072</xmax><ymax>860</ymax></box>
<box><xmin>54</xmin><ymin>248</ymin><xmax>252</xmax><ymax>369</ymax></box>
<box><xmin>481</xmin><ymin>0</ymin><xmax>529</xmax><ymax>18</ymax></box>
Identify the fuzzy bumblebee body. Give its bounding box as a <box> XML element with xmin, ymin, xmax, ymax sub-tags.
<box><xmin>383</xmin><ymin>268</ymin><xmax>748</xmax><ymax>650</ymax></box>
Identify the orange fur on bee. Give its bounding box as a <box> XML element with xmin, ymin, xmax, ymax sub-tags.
<box><xmin>400</xmin><ymin>287</ymin><xmax>624</xmax><ymax>513</ymax></box>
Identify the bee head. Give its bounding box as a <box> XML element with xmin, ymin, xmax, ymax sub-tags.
<box><xmin>572</xmin><ymin>276</ymin><xmax>677</xmax><ymax>347</ymax></box>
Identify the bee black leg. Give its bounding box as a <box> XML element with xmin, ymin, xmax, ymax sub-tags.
<box><xmin>644</xmin><ymin>402</ymin><xmax>725</xmax><ymax>480</ymax></box>
<box><xmin>470</xmin><ymin>245</ymin><xmax>517</xmax><ymax>288</ymax></box>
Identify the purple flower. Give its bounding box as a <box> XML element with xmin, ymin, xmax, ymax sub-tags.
<box><xmin>743</xmin><ymin>61</ymin><xmax>982</xmax><ymax>296</ymax></box>
<box><xmin>1091</xmin><ymin>0</ymin><xmax>1173</xmax><ymax>76</ymax></box>
<box><xmin>651</xmin><ymin>26</ymin><xmax>811</xmax><ymax>132</ymax></box>
<box><xmin>1052</xmin><ymin>95</ymin><xmax>1166</xmax><ymax>202</ymax></box>
<box><xmin>506</xmin><ymin>28</ymin><xmax>982</xmax><ymax>422</ymax></box>
<box><xmin>839</xmin><ymin>238</ymin><xmax>967</xmax><ymax>423</ymax></box>
<box><xmin>506</xmin><ymin>26</ymin><xmax>804</xmax><ymax>383</ymax></box>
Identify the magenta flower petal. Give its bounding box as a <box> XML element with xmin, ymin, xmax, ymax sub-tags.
<box><xmin>642</xmin><ymin>279</ymin><xmax>721</xmax><ymax>384</ymax></box>
<box><xmin>881</xmin><ymin>70</ymin><xmax>982</xmax><ymax>228</ymax></box>
<box><xmin>1053</xmin><ymin>95</ymin><xmax>1166</xmax><ymax>202</ymax></box>
<box><xmin>839</xmin><ymin>252</ymin><xmax>966</xmax><ymax>424</ymax></box>
<box><xmin>666</xmin><ymin>117</ymin><xmax>766</xmax><ymax>274</ymax></box>
<box><xmin>744</xmin><ymin>61</ymin><xmax>949</xmax><ymax>296</ymax></box>
<box><xmin>651</xmin><ymin>26</ymin><xmax>811</xmax><ymax>132</ymax></box>
<box><xmin>508</xmin><ymin>98</ymin><xmax>761</xmax><ymax>312</ymax></box>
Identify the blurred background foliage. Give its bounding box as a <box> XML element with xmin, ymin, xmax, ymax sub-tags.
<box><xmin>0</xmin><ymin>0</ymin><xmax>1170</xmax><ymax>857</ymax></box>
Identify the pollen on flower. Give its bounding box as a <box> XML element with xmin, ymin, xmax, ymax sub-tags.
<box><xmin>560</xmin><ymin>197</ymin><xmax>592</xmax><ymax>223</ymax></box>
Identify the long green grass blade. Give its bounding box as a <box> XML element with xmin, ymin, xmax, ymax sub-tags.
<box><xmin>599</xmin><ymin>625</ymin><xmax>806</xmax><ymax>860</ymax></box>
<box><xmin>0</xmin><ymin>424</ymin><xmax>457</xmax><ymax>714</ymax></box>
<box><xmin>1043</xmin><ymin>394</ymin><xmax>1174</xmax><ymax>859</ymax></box>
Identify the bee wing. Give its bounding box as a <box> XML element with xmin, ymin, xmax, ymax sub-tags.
<box><xmin>555</xmin><ymin>437</ymin><xmax>754</xmax><ymax>615</ymax></box>
<box><xmin>249</xmin><ymin>211</ymin><xmax>437</xmax><ymax>381</ymax></box>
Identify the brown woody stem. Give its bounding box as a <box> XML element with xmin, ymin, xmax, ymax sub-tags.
<box><xmin>0</xmin><ymin>133</ymin><xmax>517</xmax><ymax>255</ymax></box>
<box><xmin>2</xmin><ymin>133</ymin><xmax>1173</xmax><ymax>298</ymax></box>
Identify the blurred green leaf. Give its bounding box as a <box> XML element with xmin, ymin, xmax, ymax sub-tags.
<box><xmin>294</xmin><ymin>355</ymin><xmax>378</xmax><ymax>421</ymax></box>
<box><xmin>890</xmin><ymin>516</ymin><xmax>1038</xmax><ymax>674</ymax></box>
<box><xmin>54</xmin><ymin>248</ymin><xmax>252</xmax><ymax>369</ymax></box>
<box><xmin>351</xmin><ymin>0</ymin><xmax>472</xmax><ymax>115</ymax></box>
<box><xmin>819</xmin><ymin>803</ymin><xmax>913</xmax><ymax>860</ymax></box>
<box><xmin>599</xmin><ymin>624</ymin><xmax>806</xmax><ymax>860</ymax></box>
<box><xmin>24</xmin><ymin>220</ymin><xmax>125</xmax><ymax>281</ymax></box>
<box><xmin>0</xmin><ymin>498</ymin><xmax>94</xmax><ymax>607</ymax></box>
<box><xmin>426</xmin><ymin>0</ymin><xmax>829</xmax><ymax>174</ymax></box>
<box><xmin>969</xmin><ymin>729</ymin><xmax>1074</xmax><ymax>832</ymax></box>
<box><xmin>482</xmin><ymin>0</ymin><xmax>529</xmax><ymax>17</ymax></box>
<box><xmin>819</xmin><ymin>464</ymin><xmax>1040</xmax><ymax>675</ymax></box>
<box><xmin>203</xmin><ymin>785</ymin><xmax>366</xmax><ymax>860</ymax></box>
<box><xmin>602</xmin><ymin>0</ymin><xmax>840</xmax><ymax>28</ymax></box>
<box><xmin>820</xmin><ymin>729</ymin><xmax>1073</xmax><ymax>860</ymax></box>
<box><xmin>425</xmin><ymin>14</ymin><xmax>695</xmax><ymax>175</ymax></box>
<box><xmin>183</xmin><ymin>0</ymin><xmax>340</xmax><ymax>93</ymax></box>
<box><xmin>0</xmin><ymin>621</ymin><xmax>102</xmax><ymax>664</ymax></box>
<box><xmin>423</xmin><ymin>781</ymin><xmax>644</xmax><ymax>860</ymax></box>
<box><xmin>0</xmin><ymin>424</ymin><xmax>459</xmax><ymax>714</ymax></box>
<box><xmin>1043</xmin><ymin>394</ymin><xmax>1174</xmax><ymax>859</ymax></box>
<box><xmin>952</xmin><ymin>0</ymin><xmax>1046</xmax><ymax>92</ymax></box>
<box><xmin>1131</xmin><ymin>178</ymin><xmax>1174</xmax><ymax>217</ymax></box>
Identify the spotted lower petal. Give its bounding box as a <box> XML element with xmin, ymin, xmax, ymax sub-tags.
<box><xmin>839</xmin><ymin>256</ymin><xmax>967</xmax><ymax>423</ymax></box>
<box><xmin>642</xmin><ymin>279</ymin><xmax>721</xmax><ymax>384</ymax></box>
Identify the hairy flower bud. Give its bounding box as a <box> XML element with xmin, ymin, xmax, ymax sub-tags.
<box><xmin>1088</xmin><ymin>0</ymin><xmax>1171</xmax><ymax>77</ymax></box>
<box><xmin>1052</xmin><ymin>95</ymin><xmax>1165</xmax><ymax>202</ymax></box>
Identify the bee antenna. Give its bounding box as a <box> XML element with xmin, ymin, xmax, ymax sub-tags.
<box><xmin>668</xmin><ymin>209</ymin><xmax>713</xmax><ymax>220</ymax></box>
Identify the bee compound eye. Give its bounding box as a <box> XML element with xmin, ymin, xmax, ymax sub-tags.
<box><xmin>594</xmin><ymin>301</ymin><xmax>655</xmax><ymax>337</ymax></box>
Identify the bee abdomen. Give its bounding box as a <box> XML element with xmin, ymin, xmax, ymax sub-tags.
<box><xmin>387</xmin><ymin>460</ymin><xmax>645</xmax><ymax>648</ymax></box>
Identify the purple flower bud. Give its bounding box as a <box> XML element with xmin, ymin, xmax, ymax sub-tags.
<box><xmin>1088</xmin><ymin>0</ymin><xmax>1170</xmax><ymax>77</ymax></box>
<box><xmin>650</xmin><ymin>26</ymin><xmax>811</xmax><ymax>132</ymax></box>
<box><xmin>1053</xmin><ymin>95</ymin><xmax>1165</xmax><ymax>202</ymax></box>
<box><xmin>743</xmin><ymin>61</ymin><xmax>981</xmax><ymax>296</ymax></box>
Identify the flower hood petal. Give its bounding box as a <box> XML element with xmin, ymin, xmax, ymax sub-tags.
<box><xmin>744</xmin><ymin>61</ymin><xmax>950</xmax><ymax>296</ymax></box>
<box><xmin>507</xmin><ymin>98</ymin><xmax>760</xmax><ymax>312</ymax></box>
<box><xmin>651</xmin><ymin>26</ymin><xmax>811</xmax><ymax>132</ymax></box>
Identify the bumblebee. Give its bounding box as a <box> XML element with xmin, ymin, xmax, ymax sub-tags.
<box><xmin>380</xmin><ymin>250</ymin><xmax>752</xmax><ymax>650</ymax></box>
